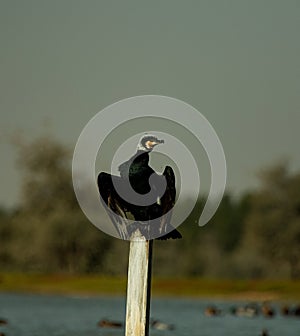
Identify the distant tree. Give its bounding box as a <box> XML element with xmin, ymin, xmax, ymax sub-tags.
<box><xmin>240</xmin><ymin>163</ymin><xmax>300</xmax><ymax>279</ymax></box>
<box><xmin>207</xmin><ymin>193</ymin><xmax>250</xmax><ymax>253</ymax></box>
<box><xmin>9</xmin><ymin>136</ymin><xmax>116</xmax><ymax>273</ymax></box>
<box><xmin>0</xmin><ymin>207</ymin><xmax>14</xmax><ymax>269</ymax></box>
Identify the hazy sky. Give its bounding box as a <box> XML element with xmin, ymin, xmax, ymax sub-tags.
<box><xmin>1</xmin><ymin>1</ymin><xmax>299</xmax><ymax>208</ymax></box>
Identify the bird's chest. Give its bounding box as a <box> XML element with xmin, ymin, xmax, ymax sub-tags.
<box><xmin>129</xmin><ymin>166</ymin><xmax>153</xmax><ymax>194</ymax></box>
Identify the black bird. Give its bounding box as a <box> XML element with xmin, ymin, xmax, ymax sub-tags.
<box><xmin>97</xmin><ymin>135</ymin><xmax>182</xmax><ymax>240</ymax></box>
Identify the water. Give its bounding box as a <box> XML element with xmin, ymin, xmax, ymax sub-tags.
<box><xmin>0</xmin><ymin>293</ymin><xmax>299</xmax><ymax>336</ymax></box>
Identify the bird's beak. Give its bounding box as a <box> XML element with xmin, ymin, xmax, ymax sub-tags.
<box><xmin>152</xmin><ymin>139</ymin><xmax>164</xmax><ymax>147</ymax></box>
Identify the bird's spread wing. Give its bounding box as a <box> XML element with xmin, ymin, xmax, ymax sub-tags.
<box><xmin>156</xmin><ymin>166</ymin><xmax>182</xmax><ymax>240</ymax></box>
<box><xmin>97</xmin><ymin>172</ymin><xmax>139</xmax><ymax>240</ymax></box>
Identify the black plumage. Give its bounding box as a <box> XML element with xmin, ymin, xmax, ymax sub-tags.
<box><xmin>97</xmin><ymin>135</ymin><xmax>182</xmax><ymax>240</ymax></box>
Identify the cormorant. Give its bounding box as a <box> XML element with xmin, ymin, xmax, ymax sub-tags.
<box><xmin>97</xmin><ymin>135</ymin><xmax>182</xmax><ymax>240</ymax></box>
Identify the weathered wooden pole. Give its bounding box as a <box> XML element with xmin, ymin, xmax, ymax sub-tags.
<box><xmin>125</xmin><ymin>230</ymin><xmax>153</xmax><ymax>336</ymax></box>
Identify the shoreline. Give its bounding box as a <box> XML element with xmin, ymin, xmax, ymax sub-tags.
<box><xmin>1</xmin><ymin>273</ymin><xmax>300</xmax><ymax>302</ymax></box>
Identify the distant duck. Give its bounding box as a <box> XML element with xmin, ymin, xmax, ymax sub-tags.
<box><xmin>231</xmin><ymin>303</ymin><xmax>259</xmax><ymax>318</ymax></box>
<box><xmin>0</xmin><ymin>319</ymin><xmax>7</xmax><ymax>326</ymax></box>
<box><xmin>293</xmin><ymin>304</ymin><xmax>300</xmax><ymax>317</ymax></box>
<box><xmin>261</xmin><ymin>303</ymin><xmax>275</xmax><ymax>318</ymax></box>
<box><xmin>280</xmin><ymin>305</ymin><xmax>290</xmax><ymax>316</ymax></box>
<box><xmin>261</xmin><ymin>329</ymin><xmax>269</xmax><ymax>336</ymax></box>
<box><xmin>98</xmin><ymin>319</ymin><xmax>123</xmax><ymax>328</ymax></box>
<box><xmin>204</xmin><ymin>305</ymin><xmax>221</xmax><ymax>317</ymax></box>
<box><xmin>150</xmin><ymin>319</ymin><xmax>175</xmax><ymax>330</ymax></box>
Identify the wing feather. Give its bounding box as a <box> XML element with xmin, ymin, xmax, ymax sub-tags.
<box><xmin>97</xmin><ymin>172</ymin><xmax>136</xmax><ymax>239</ymax></box>
<box><xmin>156</xmin><ymin>166</ymin><xmax>182</xmax><ymax>239</ymax></box>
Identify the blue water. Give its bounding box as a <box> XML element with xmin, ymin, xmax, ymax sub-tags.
<box><xmin>0</xmin><ymin>293</ymin><xmax>299</xmax><ymax>336</ymax></box>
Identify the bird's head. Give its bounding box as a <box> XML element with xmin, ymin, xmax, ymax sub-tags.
<box><xmin>137</xmin><ymin>135</ymin><xmax>164</xmax><ymax>152</ymax></box>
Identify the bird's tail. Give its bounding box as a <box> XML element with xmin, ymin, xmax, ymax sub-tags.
<box><xmin>156</xmin><ymin>228</ymin><xmax>182</xmax><ymax>240</ymax></box>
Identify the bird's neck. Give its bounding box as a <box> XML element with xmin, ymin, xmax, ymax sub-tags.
<box><xmin>133</xmin><ymin>150</ymin><xmax>150</xmax><ymax>163</ymax></box>
<box><xmin>136</xmin><ymin>149</ymin><xmax>150</xmax><ymax>155</ymax></box>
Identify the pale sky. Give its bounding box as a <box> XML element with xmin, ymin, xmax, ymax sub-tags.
<box><xmin>1</xmin><ymin>0</ymin><xmax>300</xmax><ymax>208</ymax></box>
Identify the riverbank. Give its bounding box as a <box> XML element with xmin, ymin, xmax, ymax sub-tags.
<box><xmin>1</xmin><ymin>273</ymin><xmax>300</xmax><ymax>301</ymax></box>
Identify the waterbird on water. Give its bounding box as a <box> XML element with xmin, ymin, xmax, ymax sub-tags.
<box><xmin>98</xmin><ymin>135</ymin><xmax>182</xmax><ymax>240</ymax></box>
<box><xmin>261</xmin><ymin>303</ymin><xmax>275</xmax><ymax>318</ymax></box>
<box><xmin>261</xmin><ymin>329</ymin><xmax>269</xmax><ymax>336</ymax></box>
<box><xmin>230</xmin><ymin>303</ymin><xmax>259</xmax><ymax>318</ymax></box>
<box><xmin>150</xmin><ymin>319</ymin><xmax>175</xmax><ymax>330</ymax></box>
<box><xmin>204</xmin><ymin>306</ymin><xmax>222</xmax><ymax>317</ymax></box>
<box><xmin>0</xmin><ymin>319</ymin><xmax>7</xmax><ymax>326</ymax></box>
<box><xmin>98</xmin><ymin>319</ymin><xmax>123</xmax><ymax>328</ymax></box>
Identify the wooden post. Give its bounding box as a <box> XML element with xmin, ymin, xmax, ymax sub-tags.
<box><xmin>125</xmin><ymin>230</ymin><xmax>153</xmax><ymax>336</ymax></box>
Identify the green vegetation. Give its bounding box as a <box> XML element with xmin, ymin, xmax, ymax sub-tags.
<box><xmin>0</xmin><ymin>273</ymin><xmax>126</xmax><ymax>296</ymax></box>
<box><xmin>1</xmin><ymin>273</ymin><xmax>300</xmax><ymax>301</ymax></box>
<box><xmin>1</xmin><ymin>136</ymin><xmax>300</xmax><ymax>285</ymax></box>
